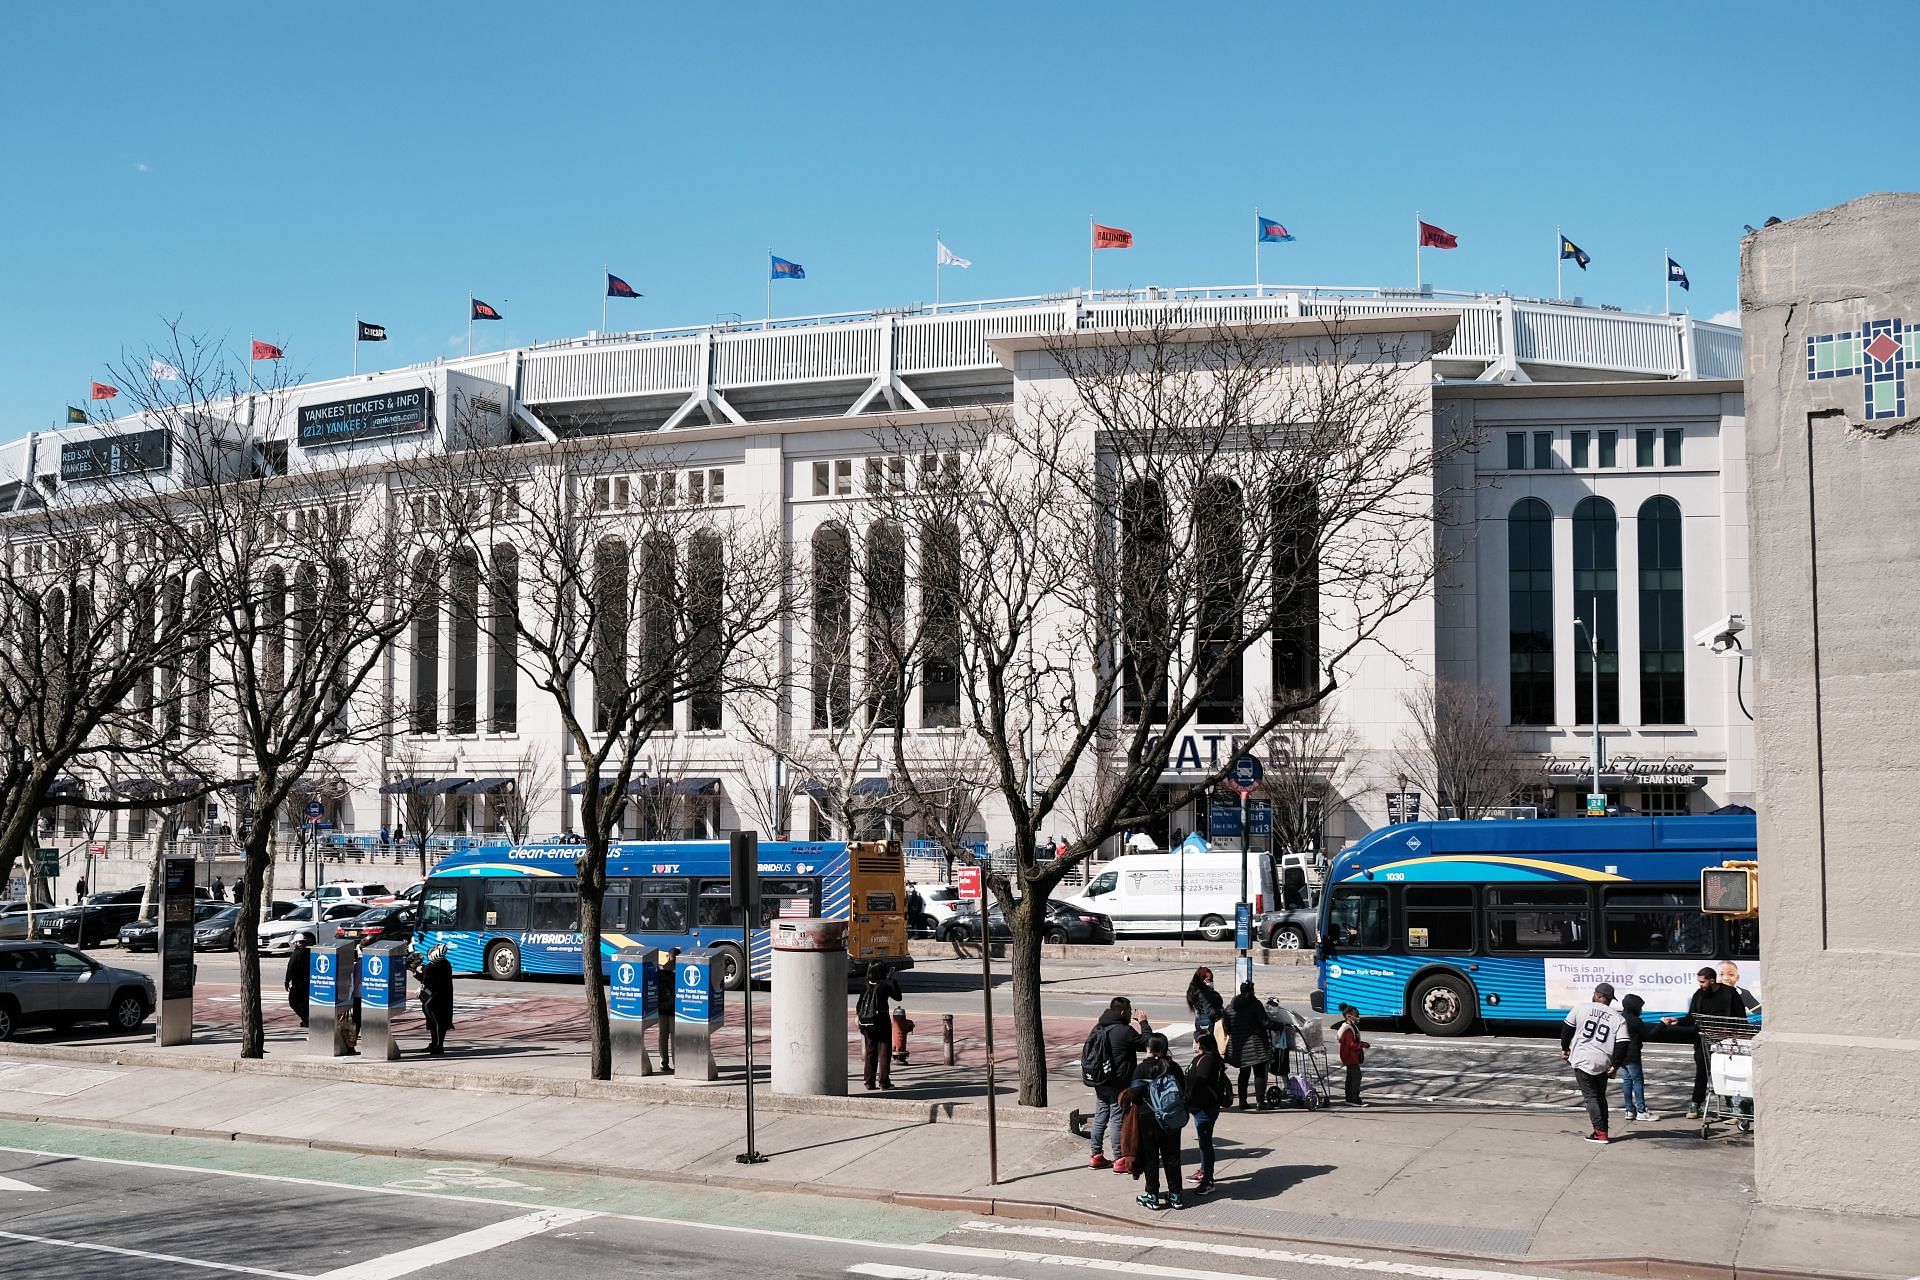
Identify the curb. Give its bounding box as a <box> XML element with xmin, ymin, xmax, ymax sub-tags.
<box><xmin>0</xmin><ymin>1109</ymin><xmax>1883</xmax><ymax>1280</ymax></box>
<box><xmin>0</xmin><ymin>1042</ymin><xmax>1078</xmax><ymax>1131</ymax></box>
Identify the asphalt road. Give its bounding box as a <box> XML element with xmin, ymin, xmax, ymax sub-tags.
<box><xmin>0</xmin><ymin>1119</ymin><xmax>1595</xmax><ymax>1280</ymax></box>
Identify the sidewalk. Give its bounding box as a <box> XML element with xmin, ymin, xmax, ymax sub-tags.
<box><xmin>2</xmin><ymin>1036</ymin><xmax>1915</xmax><ymax>1279</ymax></box>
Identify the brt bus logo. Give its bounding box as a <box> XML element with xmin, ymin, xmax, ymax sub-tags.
<box><xmin>1808</xmin><ymin>318</ymin><xmax>1912</xmax><ymax>420</ymax></box>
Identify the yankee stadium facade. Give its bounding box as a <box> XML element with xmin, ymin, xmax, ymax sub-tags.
<box><xmin>4</xmin><ymin>285</ymin><xmax>1752</xmax><ymax>860</ymax></box>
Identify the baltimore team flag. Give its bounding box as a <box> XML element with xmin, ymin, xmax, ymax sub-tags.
<box><xmin>606</xmin><ymin>272</ymin><xmax>641</xmax><ymax>299</ymax></box>
<box><xmin>769</xmin><ymin>255</ymin><xmax>806</xmax><ymax>280</ymax></box>
<box><xmin>1257</xmin><ymin>215</ymin><xmax>1294</xmax><ymax>243</ymax></box>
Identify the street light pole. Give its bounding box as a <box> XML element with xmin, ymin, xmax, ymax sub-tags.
<box><xmin>1575</xmin><ymin>603</ymin><xmax>1603</xmax><ymax>807</ymax></box>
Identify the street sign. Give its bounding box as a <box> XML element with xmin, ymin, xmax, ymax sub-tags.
<box><xmin>33</xmin><ymin>848</ymin><xmax>59</xmax><ymax>878</ymax></box>
<box><xmin>1208</xmin><ymin>804</ymin><xmax>1242</xmax><ymax>838</ymax></box>
<box><xmin>305</xmin><ymin>800</ymin><xmax>325</xmax><ymax>820</ymax></box>
<box><xmin>1586</xmin><ymin>793</ymin><xmax>1608</xmax><ymax>817</ymax></box>
<box><xmin>1227</xmin><ymin>754</ymin><xmax>1264</xmax><ymax>797</ymax></box>
<box><xmin>957</xmin><ymin>865</ymin><xmax>983</xmax><ymax>900</ymax></box>
<box><xmin>1234</xmin><ymin>901</ymin><xmax>1252</xmax><ymax>950</ymax></box>
<box><xmin>1247</xmin><ymin>800</ymin><xmax>1273</xmax><ymax>835</ymax></box>
<box><xmin>88</xmin><ymin>842</ymin><xmax>107</xmax><ymax>857</ymax></box>
<box><xmin>1386</xmin><ymin>792</ymin><xmax>1422</xmax><ymax>823</ymax></box>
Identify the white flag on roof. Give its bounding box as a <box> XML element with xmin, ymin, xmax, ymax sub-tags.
<box><xmin>936</xmin><ymin>240</ymin><xmax>971</xmax><ymax>269</ymax></box>
<box><xmin>150</xmin><ymin>358</ymin><xmax>182</xmax><ymax>381</ymax></box>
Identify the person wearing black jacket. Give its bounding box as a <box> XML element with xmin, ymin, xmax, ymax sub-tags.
<box><xmin>1186</xmin><ymin>966</ymin><xmax>1225</xmax><ymax>1044</ymax></box>
<box><xmin>410</xmin><ymin>944</ymin><xmax>455</xmax><ymax>1057</ymax></box>
<box><xmin>1617</xmin><ymin>993</ymin><xmax>1654</xmax><ymax>1121</ymax></box>
<box><xmin>1087</xmin><ymin>997</ymin><xmax>1149</xmax><ymax>1170</ymax></box>
<box><xmin>1663</xmin><ymin>966</ymin><xmax>1752</xmax><ymax>1118</ymax></box>
<box><xmin>857</xmin><ymin>963</ymin><xmax>903</xmax><ymax>1090</ymax></box>
<box><xmin>284</xmin><ymin>933</ymin><xmax>313</xmax><ymax>1028</ymax></box>
<box><xmin>1185</xmin><ymin>1032</ymin><xmax>1230</xmax><ymax>1193</ymax></box>
<box><xmin>1129</xmin><ymin>1034</ymin><xmax>1187</xmax><ymax>1210</ymax></box>
<box><xmin>1226</xmin><ymin>983</ymin><xmax>1276</xmax><ymax>1109</ymax></box>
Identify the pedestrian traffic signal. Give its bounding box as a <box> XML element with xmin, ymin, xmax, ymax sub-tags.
<box><xmin>1701</xmin><ymin>861</ymin><xmax>1758</xmax><ymax>918</ymax></box>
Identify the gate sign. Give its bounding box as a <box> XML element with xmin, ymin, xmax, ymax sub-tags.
<box><xmin>610</xmin><ymin>956</ymin><xmax>657</xmax><ymax>1023</ymax></box>
<box><xmin>310</xmin><ymin>950</ymin><xmax>336</xmax><ymax>1007</ymax></box>
<box><xmin>675</xmin><ymin>955</ymin><xmax>723</xmax><ymax>1024</ymax></box>
<box><xmin>956</xmin><ymin>865</ymin><xmax>983</xmax><ymax>901</ymax></box>
<box><xmin>1228</xmin><ymin>755</ymin><xmax>1264</xmax><ymax>797</ymax></box>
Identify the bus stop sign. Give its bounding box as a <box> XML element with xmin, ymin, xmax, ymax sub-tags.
<box><xmin>1228</xmin><ymin>755</ymin><xmax>1263</xmax><ymax>797</ymax></box>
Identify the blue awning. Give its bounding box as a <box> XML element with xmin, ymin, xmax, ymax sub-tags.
<box><xmin>670</xmin><ymin>776</ymin><xmax>721</xmax><ymax>796</ymax></box>
<box><xmin>456</xmin><ymin>777</ymin><xmax>514</xmax><ymax>796</ymax></box>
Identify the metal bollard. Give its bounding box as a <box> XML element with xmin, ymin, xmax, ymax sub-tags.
<box><xmin>942</xmin><ymin>1012</ymin><xmax>956</xmax><ymax>1065</ymax></box>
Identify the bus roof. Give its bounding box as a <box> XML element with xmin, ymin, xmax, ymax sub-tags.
<box><xmin>428</xmin><ymin>839</ymin><xmax>852</xmax><ymax>879</ymax></box>
<box><xmin>1327</xmin><ymin>814</ymin><xmax>1756</xmax><ymax>884</ymax></box>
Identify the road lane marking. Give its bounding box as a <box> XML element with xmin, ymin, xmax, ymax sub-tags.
<box><xmin>0</xmin><ymin>1228</ymin><xmax>309</xmax><ymax>1278</ymax></box>
<box><xmin>315</xmin><ymin>1208</ymin><xmax>596</xmax><ymax>1279</ymax></box>
<box><xmin>908</xmin><ymin>1239</ymin><xmax>1566</xmax><ymax>1280</ymax></box>
<box><xmin>949</xmin><ymin>1222</ymin><xmax>1565</xmax><ymax>1280</ymax></box>
<box><xmin>853</xmin><ymin>1265</ymin><xmax>1014</xmax><ymax>1280</ymax></box>
<box><xmin>0</xmin><ymin>1173</ymin><xmax>43</xmax><ymax>1191</ymax></box>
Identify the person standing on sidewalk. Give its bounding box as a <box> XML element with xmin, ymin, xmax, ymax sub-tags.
<box><xmin>1561</xmin><ymin>982</ymin><xmax>1629</xmax><ymax>1143</ymax></box>
<box><xmin>1086</xmin><ymin>996</ymin><xmax>1150</xmax><ymax>1170</ymax></box>
<box><xmin>1663</xmin><ymin>966</ymin><xmax>1751</xmax><ymax>1119</ymax></box>
<box><xmin>1618</xmin><ymin>993</ymin><xmax>1656</xmax><ymax>1121</ymax></box>
<box><xmin>1185</xmin><ymin>1026</ymin><xmax>1230</xmax><ymax>1193</ymax></box>
<box><xmin>857</xmin><ymin>962</ymin><xmax>902</xmax><ymax>1090</ymax></box>
<box><xmin>655</xmin><ymin>946</ymin><xmax>679</xmax><ymax>1073</ymax></box>
<box><xmin>411</xmin><ymin>943</ymin><xmax>454</xmax><ymax>1056</ymax></box>
<box><xmin>1337</xmin><ymin>1003</ymin><xmax>1371</xmax><ymax>1106</ymax></box>
<box><xmin>1130</xmin><ymin>1033</ymin><xmax>1188</xmax><ymax>1211</ymax></box>
<box><xmin>285</xmin><ymin>933</ymin><xmax>314</xmax><ymax>1028</ymax></box>
<box><xmin>1226</xmin><ymin>982</ymin><xmax>1275</xmax><ymax>1108</ymax></box>
<box><xmin>1186</xmin><ymin>966</ymin><xmax>1224</xmax><ymax>1048</ymax></box>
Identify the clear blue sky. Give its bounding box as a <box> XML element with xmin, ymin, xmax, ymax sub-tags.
<box><xmin>5</xmin><ymin>2</ymin><xmax>1914</xmax><ymax>441</ymax></box>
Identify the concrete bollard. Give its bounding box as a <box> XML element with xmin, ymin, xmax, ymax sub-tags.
<box><xmin>943</xmin><ymin>1012</ymin><xmax>956</xmax><ymax>1065</ymax></box>
<box><xmin>771</xmin><ymin>917</ymin><xmax>848</xmax><ymax>1096</ymax></box>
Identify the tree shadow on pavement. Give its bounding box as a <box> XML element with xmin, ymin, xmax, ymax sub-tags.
<box><xmin>763</xmin><ymin>1121</ymin><xmax>930</xmax><ymax>1159</ymax></box>
<box><xmin>1213</xmin><ymin>1161</ymin><xmax>1334</xmax><ymax>1199</ymax></box>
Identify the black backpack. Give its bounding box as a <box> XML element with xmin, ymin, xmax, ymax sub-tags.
<box><xmin>856</xmin><ymin>981</ymin><xmax>887</xmax><ymax>1029</ymax></box>
<box><xmin>1081</xmin><ymin>1024</ymin><xmax>1121</xmax><ymax>1087</ymax></box>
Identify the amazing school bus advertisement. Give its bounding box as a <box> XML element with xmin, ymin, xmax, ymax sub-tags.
<box><xmin>1545</xmin><ymin>958</ymin><xmax>1762</xmax><ymax>1016</ymax></box>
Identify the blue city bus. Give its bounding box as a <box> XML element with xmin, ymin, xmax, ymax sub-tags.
<box><xmin>413</xmin><ymin>838</ymin><xmax>911</xmax><ymax>990</ymax></box>
<box><xmin>1310</xmin><ymin>815</ymin><xmax>1759</xmax><ymax>1035</ymax></box>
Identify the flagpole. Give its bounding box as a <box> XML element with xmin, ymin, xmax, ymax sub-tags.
<box><xmin>766</xmin><ymin>248</ymin><xmax>773</xmax><ymax>326</ymax></box>
<box><xmin>248</xmin><ymin>332</ymin><xmax>255</xmax><ymax>393</ymax></box>
<box><xmin>1556</xmin><ymin>226</ymin><xmax>1563</xmax><ymax>301</ymax></box>
<box><xmin>1088</xmin><ymin>215</ymin><xmax>1095</xmax><ymax>296</ymax></box>
<box><xmin>467</xmin><ymin>296</ymin><xmax>474</xmax><ymax>357</ymax></box>
<box><xmin>935</xmin><ymin>230</ymin><xmax>942</xmax><ymax>310</ymax></box>
<box><xmin>1415</xmin><ymin>213</ymin><xmax>1422</xmax><ymax>292</ymax></box>
<box><xmin>1253</xmin><ymin>207</ymin><xmax>1261</xmax><ymax>296</ymax></box>
<box><xmin>602</xmin><ymin>265</ymin><xmax>608</xmax><ymax>335</ymax></box>
<box><xmin>353</xmin><ymin>313</ymin><xmax>359</xmax><ymax>376</ymax></box>
<box><xmin>1664</xmin><ymin>246</ymin><xmax>1671</xmax><ymax>315</ymax></box>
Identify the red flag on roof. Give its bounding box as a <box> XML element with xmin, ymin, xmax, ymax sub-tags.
<box><xmin>1092</xmin><ymin>223</ymin><xmax>1134</xmax><ymax>250</ymax></box>
<box><xmin>90</xmin><ymin>381</ymin><xmax>118</xmax><ymax>400</ymax></box>
<box><xmin>251</xmin><ymin>339</ymin><xmax>284</xmax><ymax>360</ymax></box>
<box><xmin>1418</xmin><ymin>221</ymin><xmax>1458</xmax><ymax>250</ymax></box>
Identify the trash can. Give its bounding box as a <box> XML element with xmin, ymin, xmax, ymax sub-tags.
<box><xmin>772</xmin><ymin>918</ymin><xmax>848</xmax><ymax>1096</ymax></box>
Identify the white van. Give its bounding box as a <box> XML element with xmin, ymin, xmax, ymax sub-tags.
<box><xmin>1060</xmin><ymin>849</ymin><xmax>1278</xmax><ymax>940</ymax></box>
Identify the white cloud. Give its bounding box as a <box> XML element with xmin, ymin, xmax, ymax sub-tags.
<box><xmin>1710</xmin><ymin>309</ymin><xmax>1740</xmax><ymax>327</ymax></box>
<box><xmin>134</xmin><ymin>162</ymin><xmax>150</xmax><ymax>173</ymax></box>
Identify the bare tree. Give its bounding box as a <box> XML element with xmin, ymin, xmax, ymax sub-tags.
<box><xmin>97</xmin><ymin>326</ymin><xmax>446</xmax><ymax>1059</ymax></box>
<box><xmin>1256</xmin><ymin>706</ymin><xmax>1369</xmax><ymax>864</ymax></box>
<box><xmin>1391</xmin><ymin>679</ymin><xmax>1531</xmax><ymax>820</ymax></box>
<box><xmin>861</xmin><ymin>316</ymin><xmax>1450</xmax><ymax>1104</ymax></box>
<box><xmin>493</xmin><ymin>742</ymin><xmax>556</xmax><ymax>845</ymax></box>
<box><xmin>430</xmin><ymin>427</ymin><xmax>787</xmax><ymax>1080</ymax></box>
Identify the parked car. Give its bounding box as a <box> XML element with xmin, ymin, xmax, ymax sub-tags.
<box><xmin>942</xmin><ymin>898</ymin><xmax>1114</xmax><ymax>946</ymax></box>
<box><xmin>33</xmin><ymin>889</ymin><xmax>148</xmax><ymax>948</ymax></box>
<box><xmin>911</xmin><ymin>883</ymin><xmax>967</xmax><ymax>936</ymax></box>
<box><xmin>0</xmin><ymin>940</ymin><xmax>155</xmax><ymax>1040</ymax></box>
<box><xmin>260</xmin><ymin>902</ymin><xmax>369</xmax><ymax>954</ymax></box>
<box><xmin>303</xmin><ymin>882</ymin><xmax>392</xmax><ymax>908</ymax></box>
<box><xmin>118</xmin><ymin>901</ymin><xmax>228</xmax><ymax>952</ymax></box>
<box><xmin>0</xmin><ymin>900</ymin><xmax>55</xmax><ymax>942</ymax></box>
<box><xmin>334</xmin><ymin>904</ymin><xmax>415</xmax><ymax>948</ymax></box>
<box><xmin>192</xmin><ymin>905</ymin><xmax>243</xmax><ymax>952</ymax></box>
<box><xmin>1258</xmin><ymin>903</ymin><xmax>1321</xmax><ymax>951</ymax></box>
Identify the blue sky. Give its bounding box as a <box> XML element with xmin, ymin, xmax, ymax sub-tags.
<box><xmin>5</xmin><ymin>3</ymin><xmax>1914</xmax><ymax>441</ymax></box>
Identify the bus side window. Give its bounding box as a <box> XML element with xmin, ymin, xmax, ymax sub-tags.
<box><xmin>420</xmin><ymin>883</ymin><xmax>461</xmax><ymax>931</ymax></box>
<box><xmin>1602</xmin><ymin>887</ymin><xmax>1711</xmax><ymax>956</ymax></box>
<box><xmin>604</xmin><ymin>880</ymin><xmax>631</xmax><ymax>932</ymax></box>
<box><xmin>1085</xmin><ymin>872</ymin><xmax>1117</xmax><ymax>899</ymax></box>
<box><xmin>484</xmin><ymin>878</ymin><xmax>530</xmax><ymax>931</ymax></box>
<box><xmin>1724</xmin><ymin>917</ymin><xmax>1760</xmax><ymax>961</ymax></box>
<box><xmin>1328</xmin><ymin>886</ymin><xmax>1389</xmax><ymax>949</ymax></box>
<box><xmin>759</xmin><ymin>877</ymin><xmax>815</xmax><ymax>924</ymax></box>
<box><xmin>532</xmin><ymin>882</ymin><xmax>579</xmax><ymax>931</ymax></box>
<box><xmin>634</xmin><ymin>878</ymin><xmax>689</xmax><ymax>932</ymax></box>
<box><xmin>696</xmin><ymin>878</ymin><xmax>733</xmax><ymax>927</ymax></box>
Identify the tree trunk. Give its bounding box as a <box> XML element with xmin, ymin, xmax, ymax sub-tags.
<box><xmin>578</xmin><ymin>839</ymin><xmax>611</xmax><ymax>1080</ymax></box>
<box><xmin>236</xmin><ymin>827</ymin><xmax>273</xmax><ymax>1059</ymax></box>
<box><xmin>1008</xmin><ymin>897</ymin><xmax>1050</xmax><ymax>1108</ymax></box>
<box><xmin>259</xmin><ymin>848</ymin><xmax>276</xmax><ymax>923</ymax></box>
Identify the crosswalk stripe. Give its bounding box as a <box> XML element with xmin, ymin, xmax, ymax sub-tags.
<box><xmin>315</xmin><ymin>1208</ymin><xmax>596</xmax><ymax>1279</ymax></box>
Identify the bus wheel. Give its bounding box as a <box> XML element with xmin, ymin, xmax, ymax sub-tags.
<box><xmin>1409</xmin><ymin>973</ymin><xmax>1475</xmax><ymax>1036</ymax></box>
<box><xmin>1197</xmin><ymin>915</ymin><xmax>1229</xmax><ymax>942</ymax></box>
<box><xmin>485</xmin><ymin>941</ymin><xmax>522</xmax><ymax>982</ymax></box>
<box><xmin>713</xmin><ymin>944</ymin><xmax>746</xmax><ymax>991</ymax></box>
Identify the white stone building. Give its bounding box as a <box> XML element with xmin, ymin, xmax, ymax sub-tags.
<box><xmin>3</xmin><ymin>287</ymin><xmax>1751</xmax><ymax>863</ymax></box>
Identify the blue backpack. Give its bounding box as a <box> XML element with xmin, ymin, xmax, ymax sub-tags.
<box><xmin>1145</xmin><ymin>1071</ymin><xmax>1188</xmax><ymax>1130</ymax></box>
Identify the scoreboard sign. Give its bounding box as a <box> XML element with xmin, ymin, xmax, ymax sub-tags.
<box><xmin>297</xmin><ymin>387</ymin><xmax>433</xmax><ymax>448</ymax></box>
<box><xmin>60</xmin><ymin>429</ymin><xmax>172</xmax><ymax>482</ymax></box>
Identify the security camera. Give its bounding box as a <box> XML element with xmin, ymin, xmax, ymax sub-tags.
<box><xmin>1693</xmin><ymin>614</ymin><xmax>1747</xmax><ymax>653</ymax></box>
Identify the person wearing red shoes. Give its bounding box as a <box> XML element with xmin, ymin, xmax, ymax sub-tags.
<box><xmin>1561</xmin><ymin>982</ymin><xmax>1629</xmax><ymax>1144</ymax></box>
<box><xmin>1084</xmin><ymin>996</ymin><xmax>1150</xmax><ymax>1171</ymax></box>
<box><xmin>1185</xmin><ymin>1026</ymin><xmax>1231</xmax><ymax>1192</ymax></box>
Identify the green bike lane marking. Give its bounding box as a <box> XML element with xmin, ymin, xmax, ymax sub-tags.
<box><xmin>0</xmin><ymin>1118</ymin><xmax>963</xmax><ymax>1246</ymax></box>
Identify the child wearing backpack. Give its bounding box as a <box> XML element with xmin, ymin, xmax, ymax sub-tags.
<box><xmin>1129</xmin><ymin>1032</ymin><xmax>1188</xmax><ymax>1210</ymax></box>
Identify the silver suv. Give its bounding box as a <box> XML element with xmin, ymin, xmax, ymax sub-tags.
<box><xmin>0</xmin><ymin>941</ymin><xmax>155</xmax><ymax>1040</ymax></box>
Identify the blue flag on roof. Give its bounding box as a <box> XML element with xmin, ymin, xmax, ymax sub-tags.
<box><xmin>1667</xmin><ymin>257</ymin><xmax>1690</xmax><ymax>291</ymax></box>
<box><xmin>1559</xmin><ymin>236</ymin><xmax>1591</xmax><ymax>270</ymax></box>
<box><xmin>770</xmin><ymin>254</ymin><xmax>806</xmax><ymax>280</ymax></box>
<box><xmin>1257</xmin><ymin>215</ymin><xmax>1294</xmax><ymax>243</ymax></box>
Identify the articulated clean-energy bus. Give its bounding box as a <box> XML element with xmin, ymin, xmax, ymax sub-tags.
<box><xmin>1311</xmin><ymin>815</ymin><xmax>1759</xmax><ymax>1035</ymax></box>
<box><xmin>414</xmin><ymin>839</ymin><xmax>911</xmax><ymax>989</ymax></box>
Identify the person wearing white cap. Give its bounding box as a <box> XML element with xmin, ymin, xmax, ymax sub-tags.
<box><xmin>1561</xmin><ymin>982</ymin><xmax>1629</xmax><ymax>1144</ymax></box>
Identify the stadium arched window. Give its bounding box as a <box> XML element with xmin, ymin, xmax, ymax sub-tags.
<box><xmin>1272</xmin><ymin>480</ymin><xmax>1320</xmax><ymax>712</ymax></box>
<box><xmin>688</xmin><ymin>532</ymin><xmax>724</xmax><ymax>731</ymax></box>
<box><xmin>1572</xmin><ymin>496</ymin><xmax>1619</xmax><ymax>725</ymax></box>
<box><xmin>1195</xmin><ymin>476</ymin><xmax>1244</xmax><ymax>724</ymax></box>
<box><xmin>1637</xmin><ymin>496</ymin><xmax>1685</xmax><ymax>725</ymax></box>
<box><xmin>1120</xmin><ymin>480</ymin><xmax>1170</xmax><ymax>724</ymax></box>
<box><xmin>592</xmin><ymin>537</ymin><xmax>629</xmax><ymax>732</ymax></box>
<box><xmin>1507</xmin><ymin>498</ymin><xmax>1555</xmax><ymax>725</ymax></box>
<box><xmin>811</xmin><ymin>523</ymin><xmax>852</xmax><ymax>729</ymax></box>
<box><xmin>866</xmin><ymin>519</ymin><xmax>906</xmax><ymax>728</ymax></box>
<box><xmin>920</xmin><ymin>518</ymin><xmax>962</xmax><ymax>728</ymax></box>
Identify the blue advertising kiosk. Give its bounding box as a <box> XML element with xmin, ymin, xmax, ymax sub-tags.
<box><xmin>609</xmin><ymin>948</ymin><xmax>658</xmax><ymax>1077</ymax></box>
<box><xmin>359</xmin><ymin>942</ymin><xmax>408</xmax><ymax>1061</ymax></box>
<box><xmin>674</xmin><ymin>949</ymin><xmax>724</xmax><ymax>1081</ymax></box>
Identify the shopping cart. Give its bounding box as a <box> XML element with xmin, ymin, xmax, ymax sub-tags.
<box><xmin>1262</xmin><ymin>999</ymin><xmax>1332</xmax><ymax>1110</ymax></box>
<box><xmin>1696</xmin><ymin>1014</ymin><xmax>1758</xmax><ymax>1139</ymax></box>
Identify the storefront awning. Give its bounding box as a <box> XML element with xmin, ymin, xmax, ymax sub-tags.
<box><xmin>670</xmin><ymin>776</ymin><xmax>721</xmax><ymax>797</ymax></box>
<box><xmin>379</xmin><ymin>776</ymin><xmax>425</xmax><ymax>795</ymax></box>
<box><xmin>422</xmin><ymin>777</ymin><xmax>472</xmax><ymax>795</ymax></box>
<box><xmin>801</xmin><ymin>778</ymin><xmax>892</xmax><ymax>802</ymax></box>
<box><xmin>455</xmin><ymin>777</ymin><xmax>514</xmax><ymax>795</ymax></box>
<box><xmin>45</xmin><ymin>776</ymin><xmax>83</xmax><ymax>797</ymax></box>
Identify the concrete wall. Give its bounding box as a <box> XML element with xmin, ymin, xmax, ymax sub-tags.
<box><xmin>1742</xmin><ymin>192</ymin><xmax>1920</xmax><ymax>1218</ymax></box>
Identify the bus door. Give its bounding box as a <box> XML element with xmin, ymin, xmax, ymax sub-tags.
<box><xmin>692</xmin><ymin>877</ymin><xmax>742</xmax><ymax>948</ymax></box>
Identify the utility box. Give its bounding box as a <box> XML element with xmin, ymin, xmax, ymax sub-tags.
<box><xmin>610</xmin><ymin>947</ymin><xmax>658</xmax><ymax>1077</ymax></box>
<box><xmin>673</xmin><ymin>949</ymin><xmax>724</xmax><ymax>1081</ymax></box>
<box><xmin>307</xmin><ymin>940</ymin><xmax>359</xmax><ymax>1057</ymax></box>
<box><xmin>359</xmin><ymin>942</ymin><xmax>409</xmax><ymax>1061</ymax></box>
<box><xmin>772</xmin><ymin>918</ymin><xmax>848</xmax><ymax>1096</ymax></box>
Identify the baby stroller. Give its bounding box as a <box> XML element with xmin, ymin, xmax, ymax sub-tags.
<box><xmin>1262</xmin><ymin>999</ymin><xmax>1332</xmax><ymax>1110</ymax></box>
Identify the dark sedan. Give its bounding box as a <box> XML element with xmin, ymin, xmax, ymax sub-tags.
<box><xmin>34</xmin><ymin>889</ymin><xmax>148</xmax><ymax>948</ymax></box>
<box><xmin>334</xmin><ymin>904</ymin><xmax>416</xmax><ymax>948</ymax></box>
<box><xmin>941</xmin><ymin>899</ymin><xmax>1114</xmax><ymax>946</ymax></box>
<box><xmin>193</xmin><ymin>906</ymin><xmax>243</xmax><ymax>951</ymax></box>
<box><xmin>118</xmin><ymin>901</ymin><xmax>228</xmax><ymax>952</ymax></box>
